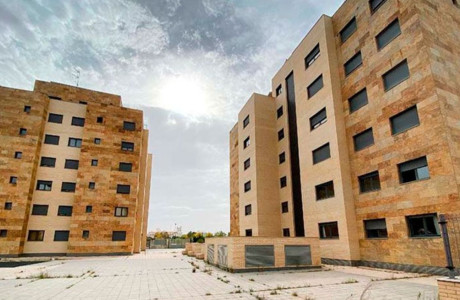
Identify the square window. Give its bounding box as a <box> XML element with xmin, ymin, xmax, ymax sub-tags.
<box><xmin>40</xmin><ymin>157</ymin><xmax>56</xmax><ymax>168</ymax></box>
<box><xmin>245</xmin><ymin>229</ymin><xmax>252</xmax><ymax>237</ymax></box>
<box><xmin>97</xmin><ymin>116</ymin><xmax>104</xmax><ymax>123</ymax></box>
<box><xmin>9</xmin><ymin>176</ymin><xmax>17</xmax><ymax>184</ymax></box>
<box><xmin>48</xmin><ymin>113</ymin><xmax>63</xmax><ymax>124</ymax></box>
<box><xmin>278</xmin><ymin>129</ymin><xmax>285</xmax><ymax>141</ymax></box>
<box><xmin>353</xmin><ymin>128</ymin><xmax>374</xmax><ymax>151</ymax></box>
<box><xmin>24</xmin><ymin>106</ymin><xmax>31</xmax><ymax>113</ymax></box>
<box><xmin>305</xmin><ymin>44</ymin><xmax>320</xmax><ymax>68</ymax></box>
<box><xmin>406</xmin><ymin>214</ymin><xmax>440</xmax><ymax>237</ymax></box>
<box><xmin>370</xmin><ymin>0</ymin><xmax>387</xmax><ymax>13</ymax></box>
<box><xmin>245</xmin><ymin>204</ymin><xmax>252</xmax><ymax>216</ymax></box>
<box><xmin>276</xmin><ymin>85</ymin><xmax>282</xmax><ymax>96</ymax></box>
<box><xmin>348</xmin><ymin>88</ymin><xmax>368</xmax><ymax>113</ymax></box>
<box><xmin>36</xmin><ymin>180</ymin><xmax>52</xmax><ymax>191</ymax></box>
<box><xmin>310</xmin><ymin>108</ymin><xmax>327</xmax><ymax>130</ymax></box>
<box><xmin>283</xmin><ymin>228</ymin><xmax>290</xmax><ymax>237</ymax></box>
<box><xmin>281</xmin><ymin>202</ymin><xmax>288</xmax><ymax>213</ymax></box>
<box><xmin>54</xmin><ymin>230</ymin><xmax>69</xmax><ymax>241</ymax></box>
<box><xmin>19</xmin><ymin>128</ymin><xmax>27</xmax><ymax>135</ymax></box>
<box><xmin>243</xmin><ymin>115</ymin><xmax>250</xmax><ymax>128</ymax></box>
<box><xmin>383</xmin><ymin>59</ymin><xmax>410</xmax><ymax>91</ymax></box>
<box><xmin>14</xmin><ymin>152</ymin><xmax>22</xmax><ymax>159</ymax></box>
<box><xmin>112</xmin><ymin>231</ymin><xmax>126</xmax><ymax>241</ymax></box>
<box><xmin>244</xmin><ymin>181</ymin><xmax>251</xmax><ymax>192</ymax></box>
<box><xmin>28</xmin><ymin>230</ymin><xmax>45</xmax><ymax>241</ymax></box>
<box><xmin>344</xmin><ymin>51</ymin><xmax>363</xmax><ymax>76</ymax></box>
<box><xmin>390</xmin><ymin>106</ymin><xmax>420</xmax><ymax>135</ymax></box>
<box><xmin>89</xmin><ymin>182</ymin><xmax>95</xmax><ymax>189</ymax></box>
<box><xmin>340</xmin><ymin>17</ymin><xmax>357</xmax><ymax>43</ymax></box>
<box><xmin>376</xmin><ymin>18</ymin><xmax>401</xmax><ymax>50</ymax></box>
<box><xmin>307</xmin><ymin>75</ymin><xmax>323</xmax><ymax>98</ymax></box>
<box><xmin>359</xmin><ymin>171</ymin><xmax>381</xmax><ymax>193</ymax></box>
<box><xmin>86</xmin><ymin>206</ymin><xmax>92</xmax><ymax>213</ymax></box>
<box><xmin>82</xmin><ymin>230</ymin><xmax>90</xmax><ymax>239</ymax></box>
<box><xmin>319</xmin><ymin>222</ymin><xmax>339</xmax><ymax>239</ymax></box>
<box><xmin>243</xmin><ymin>137</ymin><xmax>250</xmax><ymax>149</ymax></box>
<box><xmin>119</xmin><ymin>162</ymin><xmax>132</xmax><ymax>172</ymax></box>
<box><xmin>114</xmin><ymin>207</ymin><xmax>129</xmax><ymax>217</ymax></box>
<box><xmin>244</xmin><ymin>158</ymin><xmax>250</xmax><ymax>170</ymax></box>
<box><xmin>279</xmin><ymin>152</ymin><xmax>286</xmax><ymax>164</ymax></box>
<box><xmin>94</xmin><ymin>138</ymin><xmax>101</xmax><ymax>144</ymax></box>
<box><xmin>91</xmin><ymin>159</ymin><xmax>98</xmax><ymax>166</ymax></box>
<box><xmin>315</xmin><ymin>181</ymin><xmax>335</xmax><ymax>200</ymax></box>
<box><xmin>64</xmin><ymin>159</ymin><xmax>79</xmax><ymax>170</ymax></box>
<box><xmin>4</xmin><ymin>202</ymin><xmax>12</xmax><ymax>210</ymax></box>
<box><xmin>57</xmin><ymin>206</ymin><xmax>73</xmax><ymax>216</ymax></box>
<box><xmin>312</xmin><ymin>143</ymin><xmax>331</xmax><ymax>164</ymax></box>
<box><xmin>44</xmin><ymin>134</ymin><xmax>60</xmax><ymax>145</ymax></box>
<box><xmin>398</xmin><ymin>156</ymin><xmax>430</xmax><ymax>184</ymax></box>
<box><xmin>32</xmin><ymin>204</ymin><xmax>49</xmax><ymax>216</ymax></box>
<box><xmin>117</xmin><ymin>184</ymin><xmax>131</xmax><ymax>194</ymax></box>
<box><xmin>123</xmin><ymin>121</ymin><xmax>136</xmax><ymax>131</ymax></box>
<box><xmin>0</xmin><ymin>230</ymin><xmax>7</xmax><ymax>237</ymax></box>
<box><xmin>277</xmin><ymin>106</ymin><xmax>283</xmax><ymax>118</ymax></box>
<box><xmin>364</xmin><ymin>219</ymin><xmax>388</xmax><ymax>238</ymax></box>
<box><xmin>68</xmin><ymin>138</ymin><xmax>82</xmax><ymax>148</ymax></box>
<box><xmin>121</xmin><ymin>142</ymin><xmax>134</xmax><ymax>151</ymax></box>
<box><xmin>61</xmin><ymin>182</ymin><xmax>76</xmax><ymax>193</ymax></box>
<box><xmin>280</xmin><ymin>176</ymin><xmax>287</xmax><ymax>188</ymax></box>
<box><xmin>71</xmin><ymin>117</ymin><xmax>85</xmax><ymax>127</ymax></box>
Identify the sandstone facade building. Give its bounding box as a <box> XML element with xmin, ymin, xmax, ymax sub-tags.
<box><xmin>0</xmin><ymin>81</ymin><xmax>152</xmax><ymax>256</ymax></box>
<box><xmin>230</xmin><ymin>0</ymin><xmax>460</xmax><ymax>272</ymax></box>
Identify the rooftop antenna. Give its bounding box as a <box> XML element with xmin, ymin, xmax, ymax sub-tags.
<box><xmin>72</xmin><ymin>67</ymin><xmax>81</xmax><ymax>87</ymax></box>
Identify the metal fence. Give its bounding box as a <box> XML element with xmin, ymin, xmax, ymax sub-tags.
<box><xmin>147</xmin><ymin>238</ymin><xmax>187</xmax><ymax>249</ymax></box>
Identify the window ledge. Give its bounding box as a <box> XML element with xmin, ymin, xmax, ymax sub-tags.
<box><xmin>399</xmin><ymin>177</ymin><xmax>431</xmax><ymax>186</ymax></box>
<box><xmin>409</xmin><ymin>235</ymin><xmax>441</xmax><ymax>239</ymax></box>
<box><xmin>359</xmin><ymin>188</ymin><xmax>381</xmax><ymax>195</ymax></box>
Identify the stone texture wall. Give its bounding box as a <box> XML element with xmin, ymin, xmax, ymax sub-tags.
<box><xmin>438</xmin><ymin>278</ymin><xmax>460</xmax><ymax>300</ymax></box>
<box><xmin>229</xmin><ymin>124</ymin><xmax>239</xmax><ymax>236</ymax></box>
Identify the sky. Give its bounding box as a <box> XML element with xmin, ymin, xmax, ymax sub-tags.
<box><xmin>0</xmin><ymin>0</ymin><xmax>344</xmax><ymax>234</ymax></box>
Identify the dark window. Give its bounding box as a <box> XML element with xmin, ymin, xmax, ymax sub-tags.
<box><xmin>61</xmin><ymin>182</ymin><xmax>76</xmax><ymax>192</ymax></box>
<box><xmin>390</xmin><ymin>106</ymin><xmax>420</xmax><ymax>135</ymax></box>
<box><xmin>48</xmin><ymin>113</ymin><xmax>63</xmax><ymax>124</ymax></box>
<box><xmin>244</xmin><ymin>181</ymin><xmax>251</xmax><ymax>192</ymax></box>
<box><xmin>14</xmin><ymin>151</ymin><xmax>22</xmax><ymax>159</ymax></box>
<box><xmin>0</xmin><ymin>230</ymin><xmax>7</xmax><ymax>237</ymax></box>
<box><xmin>32</xmin><ymin>205</ymin><xmax>48</xmax><ymax>216</ymax></box>
<box><xmin>121</xmin><ymin>142</ymin><xmax>134</xmax><ymax>151</ymax></box>
<box><xmin>79</xmin><ymin>101</ymin><xmax>87</xmax><ymax>105</ymax></box>
<box><xmin>24</xmin><ymin>106</ymin><xmax>31</xmax><ymax>113</ymax></box>
<box><xmin>344</xmin><ymin>52</ymin><xmax>363</xmax><ymax>76</ymax></box>
<box><xmin>114</xmin><ymin>207</ymin><xmax>129</xmax><ymax>217</ymax></box>
<box><xmin>407</xmin><ymin>214</ymin><xmax>440</xmax><ymax>237</ymax></box>
<box><xmin>91</xmin><ymin>159</ymin><xmax>98</xmax><ymax>166</ymax></box>
<box><xmin>44</xmin><ymin>134</ymin><xmax>60</xmax><ymax>145</ymax></box>
<box><xmin>36</xmin><ymin>180</ymin><xmax>52</xmax><ymax>191</ymax></box>
<box><xmin>245</xmin><ymin>204</ymin><xmax>252</xmax><ymax>216</ymax></box>
<box><xmin>119</xmin><ymin>162</ymin><xmax>132</xmax><ymax>172</ymax></box>
<box><xmin>245</xmin><ymin>245</ymin><xmax>274</xmax><ymax>267</ymax></box>
<box><xmin>398</xmin><ymin>156</ymin><xmax>430</xmax><ymax>183</ymax></box>
<box><xmin>117</xmin><ymin>184</ymin><xmax>131</xmax><ymax>194</ymax></box>
<box><xmin>340</xmin><ymin>17</ymin><xmax>357</xmax><ymax>43</ymax></box>
<box><xmin>364</xmin><ymin>219</ymin><xmax>388</xmax><ymax>238</ymax></box>
<box><xmin>315</xmin><ymin>181</ymin><xmax>335</xmax><ymax>200</ymax></box>
<box><xmin>310</xmin><ymin>108</ymin><xmax>327</xmax><ymax>130</ymax></box>
<box><xmin>319</xmin><ymin>222</ymin><xmax>339</xmax><ymax>239</ymax></box>
<box><xmin>4</xmin><ymin>202</ymin><xmax>12</xmax><ymax>210</ymax></box>
<box><xmin>245</xmin><ymin>229</ymin><xmax>252</xmax><ymax>237</ymax></box>
<box><xmin>243</xmin><ymin>116</ymin><xmax>250</xmax><ymax>128</ymax></box>
<box><xmin>9</xmin><ymin>176</ymin><xmax>17</xmax><ymax>184</ymax></box>
<box><xmin>244</xmin><ymin>158</ymin><xmax>250</xmax><ymax>170</ymax></box>
<box><xmin>123</xmin><ymin>121</ymin><xmax>136</xmax><ymax>131</ymax></box>
<box><xmin>71</xmin><ymin>117</ymin><xmax>85</xmax><ymax>127</ymax></box>
<box><xmin>370</xmin><ymin>0</ymin><xmax>387</xmax><ymax>13</ymax></box>
<box><xmin>19</xmin><ymin>128</ymin><xmax>27</xmax><ymax>135</ymax></box>
<box><xmin>68</xmin><ymin>138</ymin><xmax>82</xmax><ymax>148</ymax></box>
<box><xmin>348</xmin><ymin>88</ymin><xmax>368</xmax><ymax>113</ymax></box>
<box><xmin>82</xmin><ymin>230</ymin><xmax>90</xmax><ymax>238</ymax></box>
<box><xmin>383</xmin><ymin>59</ymin><xmax>410</xmax><ymax>91</ymax></box>
<box><xmin>97</xmin><ymin>117</ymin><xmax>104</xmax><ymax>123</ymax></box>
<box><xmin>279</xmin><ymin>152</ymin><xmax>286</xmax><ymax>164</ymax></box>
<box><xmin>278</xmin><ymin>129</ymin><xmax>285</xmax><ymax>141</ymax></box>
<box><xmin>40</xmin><ymin>157</ymin><xmax>56</xmax><ymax>168</ymax></box>
<box><xmin>276</xmin><ymin>85</ymin><xmax>282</xmax><ymax>96</ymax></box>
<box><xmin>112</xmin><ymin>231</ymin><xmax>126</xmax><ymax>241</ymax></box>
<box><xmin>281</xmin><ymin>202</ymin><xmax>288</xmax><ymax>213</ymax></box>
<box><xmin>28</xmin><ymin>230</ymin><xmax>45</xmax><ymax>241</ymax></box>
<box><xmin>64</xmin><ymin>159</ymin><xmax>79</xmax><ymax>170</ymax></box>
<box><xmin>359</xmin><ymin>171</ymin><xmax>381</xmax><ymax>193</ymax></box>
<box><xmin>49</xmin><ymin>96</ymin><xmax>62</xmax><ymax>101</ymax></box>
<box><xmin>86</xmin><ymin>206</ymin><xmax>92</xmax><ymax>213</ymax></box>
<box><xmin>243</xmin><ymin>137</ymin><xmax>250</xmax><ymax>149</ymax></box>
<box><xmin>305</xmin><ymin>44</ymin><xmax>320</xmax><ymax>68</ymax></box>
<box><xmin>57</xmin><ymin>206</ymin><xmax>73</xmax><ymax>216</ymax></box>
<box><xmin>283</xmin><ymin>228</ymin><xmax>290</xmax><ymax>237</ymax></box>
<box><xmin>277</xmin><ymin>106</ymin><xmax>283</xmax><ymax>118</ymax></box>
<box><xmin>376</xmin><ymin>19</ymin><xmax>401</xmax><ymax>50</ymax></box>
<box><xmin>94</xmin><ymin>138</ymin><xmax>101</xmax><ymax>144</ymax></box>
<box><xmin>280</xmin><ymin>176</ymin><xmax>287</xmax><ymax>188</ymax></box>
<box><xmin>89</xmin><ymin>182</ymin><xmax>95</xmax><ymax>189</ymax></box>
<box><xmin>54</xmin><ymin>231</ymin><xmax>69</xmax><ymax>241</ymax></box>
<box><xmin>307</xmin><ymin>75</ymin><xmax>323</xmax><ymax>98</ymax></box>
<box><xmin>353</xmin><ymin>128</ymin><xmax>374</xmax><ymax>151</ymax></box>
<box><xmin>312</xmin><ymin>143</ymin><xmax>331</xmax><ymax>164</ymax></box>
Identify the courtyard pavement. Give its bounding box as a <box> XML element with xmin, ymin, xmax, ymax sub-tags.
<box><xmin>0</xmin><ymin>249</ymin><xmax>439</xmax><ymax>299</ymax></box>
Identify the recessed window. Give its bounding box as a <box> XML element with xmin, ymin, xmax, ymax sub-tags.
<box><xmin>71</xmin><ymin>117</ymin><xmax>85</xmax><ymax>127</ymax></box>
<box><xmin>4</xmin><ymin>202</ymin><xmax>12</xmax><ymax>210</ymax></box>
<box><xmin>376</xmin><ymin>18</ymin><xmax>401</xmax><ymax>50</ymax></box>
<box><xmin>24</xmin><ymin>106</ymin><xmax>31</xmax><ymax>113</ymax></box>
<box><xmin>64</xmin><ymin>159</ymin><xmax>79</xmax><ymax>170</ymax></box>
<box><xmin>9</xmin><ymin>176</ymin><xmax>17</xmax><ymax>184</ymax></box>
<box><xmin>319</xmin><ymin>222</ymin><xmax>339</xmax><ymax>239</ymax></box>
<box><xmin>36</xmin><ymin>180</ymin><xmax>52</xmax><ymax>191</ymax></box>
<box><xmin>277</xmin><ymin>106</ymin><xmax>283</xmax><ymax>118</ymax></box>
<box><xmin>370</xmin><ymin>0</ymin><xmax>387</xmax><ymax>13</ymax></box>
<box><xmin>119</xmin><ymin>162</ymin><xmax>132</xmax><ymax>172</ymax></box>
<box><xmin>281</xmin><ymin>202</ymin><xmax>288</xmax><ymax>213</ymax></box>
<box><xmin>19</xmin><ymin>128</ymin><xmax>27</xmax><ymax>136</ymax></box>
<box><xmin>79</xmin><ymin>101</ymin><xmax>87</xmax><ymax>105</ymax></box>
<box><xmin>32</xmin><ymin>205</ymin><xmax>48</xmax><ymax>216</ymax></box>
<box><xmin>276</xmin><ymin>85</ymin><xmax>282</xmax><ymax>96</ymax></box>
<box><xmin>57</xmin><ymin>206</ymin><xmax>73</xmax><ymax>216</ymax></box>
<box><xmin>390</xmin><ymin>106</ymin><xmax>420</xmax><ymax>135</ymax></box>
<box><xmin>245</xmin><ymin>204</ymin><xmax>252</xmax><ymax>216</ymax></box>
<box><xmin>244</xmin><ymin>181</ymin><xmax>251</xmax><ymax>192</ymax></box>
<box><xmin>40</xmin><ymin>157</ymin><xmax>56</xmax><ymax>168</ymax></box>
<box><xmin>91</xmin><ymin>159</ymin><xmax>98</xmax><ymax>166</ymax></box>
<box><xmin>49</xmin><ymin>95</ymin><xmax>62</xmax><ymax>101</ymax></box>
<box><xmin>112</xmin><ymin>231</ymin><xmax>126</xmax><ymax>241</ymax></box>
<box><xmin>383</xmin><ymin>59</ymin><xmax>410</xmax><ymax>91</ymax></box>
<box><xmin>348</xmin><ymin>88</ymin><xmax>368</xmax><ymax>113</ymax></box>
<box><xmin>82</xmin><ymin>230</ymin><xmax>90</xmax><ymax>239</ymax></box>
<box><xmin>307</xmin><ymin>75</ymin><xmax>323</xmax><ymax>99</ymax></box>
<box><xmin>344</xmin><ymin>51</ymin><xmax>363</xmax><ymax>76</ymax></box>
<box><xmin>244</xmin><ymin>158</ymin><xmax>250</xmax><ymax>170</ymax></box>
<box><xmin>243</xmin><ymin>137</ymin><xmax>250</xmax><ymax>149</ymax></box>
<box><xmin>279</xmin><ymin>152</ymin><xmax>286</xmax><ymax>164</ymax></box>
<box><xmin>312</xmin><ymin>143</ymin><xmax>331</xmax><ymax>164</ymax></box>
<box><xmin>123</xmin><ymin>121</ymin><xmax>136</xmax><ymax>131</ymax></box>
<box><xmin>283</xmin><ymin>228</ymin><xmax>290</xmax><ymax>237</ymax></box>
<box><xmin>305</xmin><ymin>44</ymin><xmax>320</xmax><ymax>68</ymax></box>
<box><xmin>94</xmin><ymin>138</ymin><xmax>101</xmax><ymax>145</ymax></box>
<box><xmin>358</xmin><ymin>171</ymin><xmax>381</xmax><ymax>193</ymax></box>
<box><xmin>121</xmin><ymin>142</ymin><xmax>134</xmax><ymax>152</ymax></box>
<box><xmin>407</xmin><ymin>214</ymin><xmax>440</xmax><ymax>237</ymax></box>
<box><xmin>364</xmin><ymin>219</ymin><xmax>388</xmax><ymax>238</ymax></box>
<box><xmin>14</xmin><ymin>152</ymin><xmax>22</xmax><ymax>159</ymax></box>
<box><xmin>86</xmin><ymin>206</ymin><xmax>92</xmax><ymax>213</ymax></box>
<box><xmin>54</xmin><ymin>231</ymin><xmax>69</xmax><ymax>242</ymax></box>
<box><xmin>44</xmin><ymin>134</ymin><xmax>60</xmax><ymax>145</ymax></box>
<box><xmin>280</xmin><ymin>176</ymin><xmax>287</xmax><ymax>188</ymax></box>
<box><xmin>310</xmin><ymin>108</ymin><xmax>327</xmax><ymax>130</ymax></box>
<box><xmin>89</xmin><ymin>182</ymin><xmax>95</xmax><ymax>189</ymax></box>
<box><xmin>61</xmin><ymin>182</ymin><xmax>76</xmax><ymax>192</ymax></box>
<box><xmin>245</xmin><ymin>229</ymin><xmax>252</xmax><ymax>237</ymax></box>
<box><xmin>315</xmin><ymin>181</ymin><xmax>335</xmax><ymax>200</ymax></box>
<box><xmin>28</xmin><ymin>230</ymin><xmax>45</xmax><ymax>241</ymax></box>
<box><xmin>117</xmin><ymin>184</ymin><xmax>131</xmax><ymax>194</ymax></box>
<box><xmin>114</xmin><ymin>207</ymin><xmax>129</xmax><ymax>217</ymax></box>
<box><xmin>68</xmin><ymin>138</ymin><xmax>82</xmax><ymax>148</ymax></box>
<box><xmin>97</xmin><ymin>116</ymin><xmax>104</xmax><ymax>123</ymax></box>
<box><xmin>398</xmin><ymin>156</ymin><xmax>430</xmax><ymax>184</ymax></box>
<box><xmin>0</xmin><ymin>230</ymin><xmax>7</xmax><ymax>237</ymax></box>
<box><xmin>48</xmin><ymin>113</ymin><xmax>63</xmax><ymax>124</ymax></box>
<box><xmin>278</xmin><ymin>129</ymin><xmax>285</xmax><ymax>141</ymax></box>
<box><xmin>340</xmin><ymin>17</ymin><xmax>357</xmax><ymax>43</ymax></box>
<box><xmin>353</xmin><ymin>128</ymin><xmax>374</xmax><ymax>151</ymax></box>
<box><xmin>243</xmin><ymin>115</ymin><xmax>250</xmax><ymax>128</ymax></box>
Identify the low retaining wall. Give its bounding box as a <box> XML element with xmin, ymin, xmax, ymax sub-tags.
<box><xmin>438</xmin><ymin>278</ymin><xmax>460</xmax><ymax>299</ymax></box>
<box><xmin>183</xmin><ymin>243</ymin><xmax>205</xmax><ymax>259</ymax></box>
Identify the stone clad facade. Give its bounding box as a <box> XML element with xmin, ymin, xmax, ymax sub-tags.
<box><xmin>0</xmin><ymin>81</ymin><xmax>152</xmax><ymax>256</ymax></box>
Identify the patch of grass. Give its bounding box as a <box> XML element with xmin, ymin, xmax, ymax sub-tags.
<box><xmin>36</xmin><ymin>272</ymin><xmax>50</xmax><ymax>279</ymax></box>
<box><xmin>342</xmin><ymin>278</ymin><xmax>358</xmax><ymax>284</ymax></box>
<box><xmin>249</xmin><ymin>278</ymin><xmax>255</xmax><ymax>282</ymax></box>
<box><xmin>292</xmin><ymin>292</ymin><xmax>298</xmax><ymax>297</ymax></box>
<box><xmin>205</xmin><ymin>292</ymin><xmax>211</xmax><ymax>296</ymax></box>
<box><xmin>270</xmin><ymin>290</ymin><xmax>278</xmax><ymax>295</ymax></box>
<box><xmin>192</xmin><ymin>268</ymin><xmax>196</xmax><ymax>273</ymax></box>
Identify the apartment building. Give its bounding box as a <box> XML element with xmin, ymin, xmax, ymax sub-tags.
<box><xmin>0</xmin><ymin>80</ymin><xmax>152</xmax><ymax>256</ymax></box>
<box><xmin>230</xmin><ymin>0</ymin><xmax>460</xmax><ymax>273</ymax></box>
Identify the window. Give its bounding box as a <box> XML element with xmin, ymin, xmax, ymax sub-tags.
<box><xmin>48</xmin><ymin>113</ymin><xmax>63</xmax><ymax>124</ymax></box>
<box><xmin>283</xmin><ymin>228</ymin><xmax>290</xmax><ymax>237</ymax></box>
<box><xmin>280</xmin><ymin>176</ymin><xmax>287</xmax><ymax>188</ymax></box>
<box><xmin>117</xmin><ymin>184</ymin><xmax>131</xmax><ymax>194</ymax></box>
<box><xmin>376</xmin><ymin>19</ymin><xmax>401</xmax><ymax>50</ymax></box>
<box><xmin>340</xmin><ymin>17</ymin><xmax>357</xmax><ymax>43</ymax></box>
<box><xmin>243</xmin><ymin>137</ymin><xmax>250</xmax><ymax>149</ymax></box>
<box><xmin>243</xmin><ymin>116</ymin><xmax>250</xmax><ymax>128</ymax></box>
<box><xmin>119</xmin><ymin>162</ymin><xmax>132</xmax><ymax>172</ymax></box>
<box><xmin>28</xmin><ymin>230</ymin><xmax>45</xmax><ymax>241</ymax></box>
<box><xmin>407</xmin><ymin>214</ymin><xmax>440</xmax><ymax>237</ymax></box>
<box><xmin>276</xmin><ymin>85</ymin><xmax>282</xmax><ymax>96</ymax></box>
<box><xmin>32</xmin><ymin>205</ymin><xmax>48</xmax><ymax>216</ymax></box>
<box><xmin>14</xmin><ymin>151</ymin><xmax>22</xmax><ymax>159</ymax></box>
<box><xmin>315</xmin><ymin>181</ymin><xmax>335</xmax><ymax>200</ymax></box>
<box><xmin>353</xmin><ymin>128</ymin><xmax>374</xmax><ymax>151</ymax></box>
<box><xmin>9</xmin><ymin>176</ymin><xmax>17</xmax><ymax>184</ymax></box>
<box><xmin>244</xmin><ymin>158</ymin><xmax>250</xmax><ymax>170</ymax></box>
<box><xmin>383</xmin><ymin>59</ymin><xmax>410</xmax><ymax>91</ymax></box>
<box><xmin>310</xmin><ymin>108</ymin><xmax>327</xmax><ymax>130</ymax></box>
<box><xmin>245</xmin><ymin>205</ymin><xmax>252</xmax><ymax>216</ymax></box>
<box><xmin>115</xmin><ymin>207</ymin><xmax>129</xmax><ymax>217</ymax></box>
<box><xmin>319</xmin><ymin>222</ymin><xmax>339</xmax><ymax>239</ymax></box>
<box><xmin>121</xmin><ymin>142</ymin><xmax>134</xmax><ymax>151</ymax></box>
<box><xmin>277</xmin><ymin>106</ymin><xmax>283</xmax><ymax>118</ymax></box>
<box><xmin>79</xmin><ymin>101</ymin><xmax>87</xmax><ymax>105</ymax></box>
<box><xmin>54</xmin><ymin>231</ymin><xmax>69</xmax><ymax>241</ymax></box>
<box><xmin>398</xmin><ymin>156</ymin><xmax>430</xmax><ymax>183</ymax></box>
<box><xmin>57</xmin><ymin>206</ymin><xmax>73</xmax><ymax>216</ymax></box>
<box><xmin>369</xmin><ymin>0</ymin><xmax>387</xmax><ymax>13</ymax></box>
<box><xmin>307</xmin><ymin>75</ymin><xmax>323</xmax><ymax>98</ymax></box>
<box><xmin>44</xmin><ymin>134</ymin><xmax>60</xmax><ymax>145</ymax></box>
<box><xmin>359</xmin><ymin>171</ymin><xmax>381</xmax><ymax>193</ymax></box>
<box><xmin>89</xmin><ymin>182</ymin><xmax>95</xmax><ymax>189</ymax></box>
<box><xmin>112</xmin><ymin>231</ymin><xmax>126</xmax><ymax>241</ymax></box>
<box><xmin>244</xmin><ymin>181</ymin><xmax>251</xmax><ymax>192</ymax></box>
<box><xmin>19</xmin><ymin>128</ymin><xmax>27</xmax><ymax>135</ymax></box>
<box><xmin>82</xmin><ymin>230</ymin><xmax>90</xmax><ymax>239</ymax></box>
<box><xmin>278</xmin><ymin>129</ymin><xmax>285</xmax><ymax>141</ymax></box>
<box><xmin>344</xmin><ymin>51</ymin><xmax>362</xmax><ymax>76</ymax></box>
<box><xmin>64</xmin><ymin>159</ymin><xmax>79</xmax><ymax>170</ymax></box>
<box><xmin>86</xmin><ymin>206</ymin><xmax>92</xmax><ymax>213</ymax></box>
<box><xmin>390</xmin><ymin>106</ymin><xmax>420</xmax><ymax>135</ymax></box>
<box><xmin>61</xmin><ymin>182</ymin><xmax>76</xmax><ymax>192</ymax></box>
<box><xmin>68</xmin><ymin>138</ymin><xmax>82</xmax><ymax>148</ymax></box>
<box><xmin>279</xmin><ymin>152</ymin><xmax>286</xmax><ymax>164</ymax></box>
<box><xmin>97</xmin><ymin>116</ymin><xmax>104</xmax><ymax>123</ymax></box>
<box><xmin>4</xmin><ymin>202</ymin><xmax>12</xmax><ymax>210</ymax></box>
<box><xmin>24</xmin><ymin>105</ymin><xmax>31</xmax><ymax>113</ymax></box>
<box><xmin>312</xmin><ymin>143</ymin><xmax>331</xmax><ymax>164</ymax></box>
<box><xmin>36</xmin><ymin>180</ymin><xmax>52</xmax><ymax>191</ymax></box>
<box><xmin>91</xmin><ymin>159</ymin><xmax>98</xmax><ymax>166</ymax></box>
<box><xmin>305</xmin><ymin>44</ymin><xmax>320</xmax><ymax>68</ymax></box>
<box><xmin>71</xmin><ymin>117</ymin><xmax>85</xmax><ymax>127</ymax></box>
<box><xmin>49</xmin><ymin>95</ymin><xmax>62</xmax><ymax>100</ymax></box>
<box><xmin>281</xmin><ymin>202</ymin><xmax>288</xmax><ymax>213</ymax></box>
<box><xmin>348</xmin><ymin>88</ymin><xmax>368</xmax><ymax>113</ymax></box>
<box><xmin>123</xmin><ymin>121</ymin><xmax>136</xmax><ymax>131</ymax></box>
<box><xmin>94</xmin><ymin>138</ymin><xmax>101</xmax><ymax>145</ymax></box>
<box><xmin>40</xmin><ymin>157</ymin><xmax>56</xmax><ymax>168</ymax></box>
<box><xmin>364</xmin><ymin>219</ymin><xmax>388</xmax><ymax>238</ymax></box>
<box><xmin>0</xmin><ymin>230</ymin><xmax>7</xmax><ymax>237</ymax></box>
<box><xmin>245</xmin><ymin>229</ymin><xmax>252</xmax><ymax>237</ymax></box>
